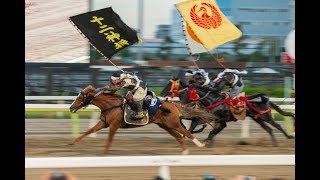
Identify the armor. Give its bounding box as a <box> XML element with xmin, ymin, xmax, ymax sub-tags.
<box><xmin>120</xmin><ymin>73</ymin><xmax>147</xmax><ymax>119</ymax></box>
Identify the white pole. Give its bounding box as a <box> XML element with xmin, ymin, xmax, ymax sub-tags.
<box><xmin>241</xmin><ymin>117</ymin><xmax>250</xmax><ymax>138</ymax></box>
<box><xmin>137</xmin><ymin>0</ymin><xmax>144</xmax><ymax>60</ymax></box>
<box><xmin>158</xmin><ymin>165</ymin><xmax>171</xmax><ymax>180</ymax></box>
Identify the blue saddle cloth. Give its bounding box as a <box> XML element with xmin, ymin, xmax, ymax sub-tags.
<box><xmin>144</xmin><ymin>96</ymin><xmax>161</xmax><ymax>118</ymax></box>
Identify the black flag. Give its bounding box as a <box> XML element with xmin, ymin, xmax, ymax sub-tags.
<box><xmin>69</xmin><ymin>7</ymin><xmax>139</xmax><ymax>59</ymax></box>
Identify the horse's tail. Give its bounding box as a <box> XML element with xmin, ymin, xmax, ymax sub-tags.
<box><xmin>159</xmin><ymin>105</ymin><xmax>171</xmax><ymax>113</ymax></box>
<box><xmin>269</xmin><ymin>101</ymin><xmax>295</xmax><ymax>120</ymax></box>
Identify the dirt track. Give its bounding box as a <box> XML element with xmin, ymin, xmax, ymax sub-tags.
<box><xmin>26</xmin><ymin>136</ymin><xmax>295</xmax><ymax>180</ymax></box>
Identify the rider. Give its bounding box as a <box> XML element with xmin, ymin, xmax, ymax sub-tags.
<box><xmin>185</xmin><ymin>69</ymin><xmax>211</xmax><ymax>86</ymax></box>
<box><xmin>208</xmin><ymin>68</ymin><xmax>247</xmax><ymax>99</ymax></box>
<box><xmin>96</xmin><ymin>72</ymin><xmax>147</xmax><ymax>120</ymax></box>
<box><xmin>95</xmin><ymin>72</ymin><xmax>123</xmax><ymax>96</ymax></box>
<box><xmin>184</xmin><ymin>70</ymin><xmax>196</xmax><ymax>85</ymax></box>
<box><xmin>192</xmin><ymin>69</ymin><xmax>211</xmax><ymax>87</ymax></box>
<box><xmin>120</xmin><ymin>72</ymin><xmax>147</xmax><ymax>119</ymax></box>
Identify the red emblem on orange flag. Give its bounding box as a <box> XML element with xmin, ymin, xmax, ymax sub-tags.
<box><xmin>190</xmin><ymin>3</ymin><xmax>222</xmax><ymax>29</ymax></box>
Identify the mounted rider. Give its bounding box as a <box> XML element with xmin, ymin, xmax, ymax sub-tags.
<box><xmin>96</xmin><ymin>72</ymin><xmax>147</xmax><ymax>120</ymax></box>
<box><xmin>192</xmin><ymin>69</ymin><xmax>212</xmax><ymax>87</ymax></box>
<box><xmin>210</xmin><ymin>68</ymin><xmax>247</xmax><ymax>99</ymax></box>
<box><xmin>185</xmin><ymin>69</ymin><xmax>211</xmax><ymax>86</ymax></box>
<box><xmin>184</xmin><ymin>69</ymin><xmax>212</xmax><ymax>102</ymax></box>
<box><xmin>95</xmin><ymin>72</ymin><xmax>123</xmax><ymax>95</ymax></box>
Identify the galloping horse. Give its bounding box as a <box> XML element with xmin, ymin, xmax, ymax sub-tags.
<box><xmin>69</xmin><ymin>85</ymin><xmax>205</xmax><ymax>155</ymax></box>
<box><xmin>160</xmin><ymin>78</ymin><xmax>295</xmax><ymax>147</ymax></box>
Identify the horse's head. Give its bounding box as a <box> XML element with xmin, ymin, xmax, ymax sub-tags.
<box><xmin>160</xmin><ymin>77</ymin><xmax>184</xmax><ymax>98</ymax></box>
<box><xmin>69</xmin><ymin>85</ymin><xmax>96</xmax><ymax>113</ymax></box>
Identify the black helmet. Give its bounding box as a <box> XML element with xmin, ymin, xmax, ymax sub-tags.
<box><xmin>111</xmin><ymin>72</ymin><xmax>121</xmax><ymax>77</ymax></box>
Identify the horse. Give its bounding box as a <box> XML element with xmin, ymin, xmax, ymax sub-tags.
<box><xmin>69</xmin><ymin>85</ymin><xmax>206</xmax><ymax>155</ymax></box>
<box><xmin>160</xmin><ymin>77</ymin><xmax>295</xmax><ymax>147</ymax></box>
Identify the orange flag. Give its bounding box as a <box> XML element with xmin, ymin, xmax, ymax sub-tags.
<box><xmin>176</xmin><ymin>0</ymin><xmax>242</xmax><ymax>53</ymax></box>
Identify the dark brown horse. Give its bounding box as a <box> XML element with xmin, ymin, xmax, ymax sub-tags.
<box><xmin>69</xmin><ymin>85</ymin><xmax>205</xmax><ymax>155</ymax></box>
<box><xmin>160</xmin><ymin>78</ymin><xmax>295</xmax><ymax>147</ymax></box>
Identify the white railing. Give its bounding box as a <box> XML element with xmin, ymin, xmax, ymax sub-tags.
<box><xmin>25</xmin><ymin>155</ymin><xmax>294</xmax><ymax>168</ymax></box>
<box><xmin>25</xmin><ymin>155</ymin><xmax>295</xmax><ymax>180</ymax></box>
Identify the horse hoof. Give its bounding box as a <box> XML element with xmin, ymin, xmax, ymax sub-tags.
<box><xmin>181</xmin><ymin>149</ymin><xmax>189</xmax><ymax>155</ymax></box>
<box><xmin>203</xmin><ymin>140</ymin><xmax>213</xmax><ymax>148</ymax></box>
<box><xmin>68</xmin><ymin>142</ymin><xmax>75</xmax><ymax>145</ymax></box>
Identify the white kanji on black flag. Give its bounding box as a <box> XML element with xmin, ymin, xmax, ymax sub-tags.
<box><xmin>69</xmin><ymin>7</ymin><xmax>139</xmax><ymax>59</ymax></box>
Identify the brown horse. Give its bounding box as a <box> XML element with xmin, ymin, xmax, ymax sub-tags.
<box><xmin>69</xmin><ymin>85</ymin><xmax>205</xmax><ymax>155</ymax></box>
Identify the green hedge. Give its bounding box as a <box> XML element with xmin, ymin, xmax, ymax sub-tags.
<box><xmin>243</xmin><ymin>86</ymin><xmax>285</xmax><ymax>97</ymax></box>
<box><xmin>150</xmin><ymin>86</ymin><xmax>287</xmax><ymax>98</ymax></box>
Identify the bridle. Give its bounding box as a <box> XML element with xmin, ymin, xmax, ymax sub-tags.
<box><xmin>168</xmin><ymin>79</ymin><xmax>187</xmax><ymax>98</ymax></box>
<box><xmin>78</xmin><ymin>90</ymin><xmax>124</xmax><ymax>112</ymax></box>
<box><xmin>79</xmin><ymin>90</ymin><xmax>95</xmax><ymax>107</ymax></box>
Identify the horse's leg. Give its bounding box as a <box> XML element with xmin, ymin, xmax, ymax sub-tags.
<box><xmin>254</xmin><ymin>117</ymin><xmax>278</xmax><ymax>147</ymax></box>
<box><xmin>262</xmin><ymin>113</ymin><xmax>294</xmax><ymax>139</ymax></box>
<box><xmin>189</xmin><ymin>120</ymin><xmax>207</xmax><ymax>134</ymax></box>
<box><xmin>157</xmin><ymin>124</ymin><xmax>190</xmax><ymax>155</ymax></box>
<box><xmin>69</xmin><ymin>120</ymin><xmax>107</xmax><ymax>145</ymax></box>
<box><xmin>172</xmin><ymin>124</ymin><xmax>205</xmax><ymax>148</ymax></box>
<box><xmin>103</xmin><ymin>124</ymin><xmax>120</xmax><ymax>155</ymax></box>
<box><xmin>203</xmin><ymin>120</ymin><xmax>227</xmax><ymax>148</ymax></box>
<box><xmin>269</xmin><ymin>101</ymin><xmax>295</xmax><ymax>136</ymax></box>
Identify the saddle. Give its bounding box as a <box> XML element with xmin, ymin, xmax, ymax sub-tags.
<box><xmin>229</xmin><ymin>92</ymin><xmax>246</xmax><ymax>120</ymax></box>
<box><xmin>124</xmin><ymin>104</ymin><xmax>149</xmax><ymax>125</ymax></box>
<box><xmin>124</xmin><ymin>91</ymin><xmax>161</xmax><ymax>125</ymax></box>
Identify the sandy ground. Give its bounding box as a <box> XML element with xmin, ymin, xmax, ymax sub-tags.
<box><xmin>25</xmin><ymin>136</ymin><xmax>295</xmax><ymax>180</ymax></box>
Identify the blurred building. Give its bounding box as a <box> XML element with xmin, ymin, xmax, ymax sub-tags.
<box><xmin>233</xmin><ymin>0</ymin><xmax>295</xmax><ymax>44</ymax></box>
<box><xmin>155</xmin><ymin>25</ymin><xmax>171</xmax><ymax>39</ymax></box>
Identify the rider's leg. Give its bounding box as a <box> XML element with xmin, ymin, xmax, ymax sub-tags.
<box><xmin>131</xmin><ymin>87</ymin><xmax>147</xmax><ymax>119</ymax></box>
<box><xmin>132</xmin><ymin>100</ymin><xmax>144</xmax><ymax>119</ymax></box>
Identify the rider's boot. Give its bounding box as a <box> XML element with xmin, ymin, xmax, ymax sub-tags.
<box><xmin>131</xmin><ymin>100</ymin><xmax>144</xmax><ymax>120</ymax></box>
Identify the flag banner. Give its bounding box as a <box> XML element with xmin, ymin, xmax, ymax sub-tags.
<box><xmin>176</xmin><ymin>0</ymin><xmax>242</xmax><ymax>53</ymax></box>
<box><xmin>182</xmin><ymin>20</ymin><xmax>208</xmax><ymax>55</ymax></box>
<box><xmin>69</xmin><ymin>7</ymin><xmax>139</xmax><ymax>59</ymax></box>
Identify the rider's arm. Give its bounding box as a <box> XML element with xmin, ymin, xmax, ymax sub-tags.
<box><xmin>102</xmin><ymin>82</ymin><xmax>123</xmax><ymax>92</ymax></box>
<box><xmin>199</xmin><ymin>79</ymin><xmax>226</xmax><ymax>92</ymax></box>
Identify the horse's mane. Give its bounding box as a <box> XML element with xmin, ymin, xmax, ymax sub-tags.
<box><xmin>86</xmin><ymin>85</ymin><xmax>123</xmax><ymax>99</ymax></box>
<box><xmin>101</xmin><ymin>93</ymin><xmax>123</xmax><ymax>99</ymax></box>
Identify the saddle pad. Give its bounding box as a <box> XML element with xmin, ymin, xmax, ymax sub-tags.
<box><xmin>124</xmin><ymin>104</ymin><xmax>149</xmax><ymax>125</ymax></box>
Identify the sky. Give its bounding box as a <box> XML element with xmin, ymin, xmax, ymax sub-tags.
<box><xmin>94</xmin><ymin>0</ymin><xmax>182</xmax><ymax>39</ymax></box>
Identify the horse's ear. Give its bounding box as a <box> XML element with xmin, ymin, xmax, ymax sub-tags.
<box><xmin>172</xmin><ymin>76</ymin><xmax>179</xmax><ymax>80</ymax></box>
<box><xmin>88</xmin><ymin>85</ymin><xmax>95</xmax><ymax>91</ymax></box>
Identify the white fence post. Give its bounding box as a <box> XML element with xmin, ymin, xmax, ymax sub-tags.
<box><xmin>241</xmin><ymin>117</ymin><xmax>251</xmax><ymax>138</ymax></box>
<box><xmin>158</xmin><ymin>165</ymin><xmax>171</xmax><ymax>180</ymax></box>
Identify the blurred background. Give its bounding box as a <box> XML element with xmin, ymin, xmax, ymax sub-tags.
<box><xmin>25</xmin><ymin>0</ymin><xmax>295</xmax><ymax>98</ymax></box>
